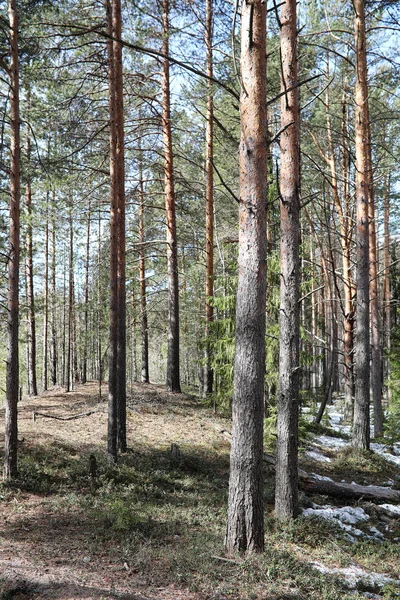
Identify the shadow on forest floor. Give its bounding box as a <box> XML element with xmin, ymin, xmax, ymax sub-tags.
<box><xmin>0</xmin><ymin>383</ymin><xmax>394</xmax><ymax>600</ymax></box>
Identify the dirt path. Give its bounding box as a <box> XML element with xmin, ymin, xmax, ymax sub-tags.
<box><xmin>0</xmin><ymin>382</ymin><xmax>227</xmax><ymax>600</ymax></box>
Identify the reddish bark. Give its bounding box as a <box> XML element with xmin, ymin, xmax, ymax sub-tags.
<box><xmin>225</xmin><ymin>0</ymin><xmax>267</xmax><ymax>554</ymax></box>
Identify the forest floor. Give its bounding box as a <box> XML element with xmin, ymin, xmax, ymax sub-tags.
<box><xmin>0</xmin><ymin>383</ymin><xmax>400</xmax><ymax>599</ymax></box>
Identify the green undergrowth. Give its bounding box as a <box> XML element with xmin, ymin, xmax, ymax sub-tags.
<box><xmin>1</xmin><ymin>401</ymin><xmax>399</xmax><ymax>599</ymax></box>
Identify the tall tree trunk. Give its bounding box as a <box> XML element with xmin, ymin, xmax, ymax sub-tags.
<box><xmin>62</xmin><ymin>251</ymin><xmax>67</xmax><ymax>387</ymax></box>
<box><xmin>353</xmin><ymin>0</ymin><xmax>370</xmax><ymax>450</ymax></box>
<box><xmin>131</xmin><ymin>279</ymin><xmax>138</xmax><ymax>384</ymax></box>
<box><xmin>66</xmin><ymin>210</ymin><xmax>73</xmax><ymax>393</ymax></box>
<box><xmin>50</xmin><ymin>188</ymin><xmax>57</xmax><ymax>386</ymax></box>
<box><xmin>97</xmin><ymin>194</ymin><xmax>102</xmax><ymax>402</ymax></box>
<box><xmin>107</xmin><ymin>0</ymin><xmax>118</xmax><ymax>461</ymax></box>
<box><xmin>138</xmin><ymin>143</ymin><xmax>149</xmax><ymax>383</ymax></box>
<box><xmin>71</xmin><ymin>254</ymin><xmax>78</xmax><ymax>384</ymax></box>
<box><xmin>114</xmin><ymin>0</ymin><xmax>127</xmax><ymax>452</ymax></box>
<box><xmin>203</xmin><ymin>0</ymin><xmax>214</xmax><ymax>398</ymax></box>
<box><xmin>4</xmin><ymin>0</ymin><xmax>20</xmax><ymax>480</ymax></box>
<box><xmin>367</xmin><ymin>148</ymin><xmax>383</xmax><ymax>437</ymax></box>
<box><xmin>82</xmin><ymin>196</ymin><xmax>91</xmax><ymax>384</ymax></box>
<box><xmin>275</xmin><ymin>0</ymin><xmax>300</xmax><ymax>520</ymax></box>
<box><xmin>225</xmin><ymin>0</ymin><xmax>267</xmax><ymax>554</ymax></box>
<box><xmin>25</xmin><ymin>112</ymin><xmax>37</xmax><ymax>397</ymax></box>
<box><xmin>162</xmin><ymin>0</ymin><xmax>181</xmax><ymax>393</ymax></box>
<box><xmin>383</xmin><ymin>174</ymin><xmax>391</xmax><ymax>403</ymax></box>
<box><xmin>341</xmin><ymin>89</ymin><xmax>355</xmax><ymax>421</ymax></box>
<box><xmin>43</xmin><ymin>191</ymin><xmax>49</xmax><ymax>391</ymax></box>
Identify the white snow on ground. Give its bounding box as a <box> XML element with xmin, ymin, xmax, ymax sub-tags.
<box><xmin>311</xmin><ymin>473</ymin><xmax>334</xmax><ymax>482</ymax></box>
<box><xmin>311</xmin><ymin>561</ymin><xmax>398</xmax><ymax>590</ymax></box>
<box><xmin>368</xmin><ymin>526</ymin><xmax>385</xmax><ymax>539</ymax></box>
<box><xmin>305</xmin><ymin>449</ymin><xmax>332</xmax><ymax>463</ymax></box>
<box><xmin>371</xmin><ymin>443</ymin><xmax>400</xmax><ymax>467</ymax></box>
<box><xmin>302</xmin><ymin>504</ymin><xmax>385</xmax><ymax>542</ymax></box>
<box><xmin>314</xmin><ymin>435</ymin><xmax>349</xmax><ymax>450</ymax></box>
<box><xmin>379</xmin><ymin>504</ymin><xmax>400</xmax><ymax>517</ymax></box>
<box><xmin>327</xmin><ymin>403</ymin><xmax>352</xmax><ymax>435</ymax></box>
<box><xmin>303</xmin><ymin>505</ymin><xmax>369</xmax><ymax>525</ymax></box>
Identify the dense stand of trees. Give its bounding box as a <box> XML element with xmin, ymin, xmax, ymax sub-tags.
<box><xmin>2</xmin><ymin>0</ymin><xmax>400</xmax><ymax>553</ymax></box>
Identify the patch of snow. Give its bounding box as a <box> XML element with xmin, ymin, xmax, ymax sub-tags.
<box><xmin>371</xmin><ymin>443</ymin><xmax>400</xmax><ymax>467</ymax></box>
<box><xmin>311</xmin><ymin>561</ymin><xmax>398</xmax><ymax>590</ymax></box>
<box><xmin>314</xmin><ymin>435</ymin><xmax>349</xmax><ymax>450</ymax></box>
<box><xmin>311</xmin><ymin>473</ymin><xmax>334</xmax><ymax>482</ymax></box>
<box><xmin>305</xmin><ymin>449</ymin><xmax>332</xmax><ymax>463</ymax></box>
<box><xmin>368</xmin><ymin>526</ymin><xmax>385</xmax><ymax>539</ymax></box>
<box><xmin>302</xmin><ymin>505</ymin><xmax>372</xmax><ymax>542</ymax></box>
<box><xmin>379</xmin><ymin>504</ymin><xmax>400</xmax><ymax>517</ymax></box>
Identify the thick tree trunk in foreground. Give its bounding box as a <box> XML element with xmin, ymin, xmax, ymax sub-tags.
<box><xmin>162</xmin><ymin>0</ymin><xmax>181</xmax><ymax>393</ymax></box>
<box><xmin>4</xmin><ymin>0</ymin><xmax>20</xmax><ymax>480</ymax></box>
<box><xmin>203</xmin><ymin>0</ymin><xmax>214</xmax><ymax>398</ymax></box>
<box><xmin>107</xmin><ymin>0</ymin><xmax>118</xmax><ymax>461</ymax></box>
<box><xmin>225</xmin><ymin>0</ymin><xmax>267</xmax><ymax>555</ymax></box>
<box><xmin>113</xmin><ymin>0</ymin><xmax>127</xmax><ymax>452</ymax></box>
<box><xmin>25</xmin><ymin>118</ymin><xmax>37</xmax><ymax>397</ymax></box>
<box><xmin>353</xmin><ymin>0</ymin><xmax>370</xmax><ymax>450</ymax></box>
<box><xmin>275</xmin><ymin>0</ymin><xmax>300</xmax><ymax>520</ymax></box>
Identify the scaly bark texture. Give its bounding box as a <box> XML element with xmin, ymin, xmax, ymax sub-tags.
<box><xmin>275</xmin><ymin>0</ymin><xmax>300</xmax><ymax>520</ymax></box>
<box><xmin>353</xmin><ymin>0</ymin><xmax>370</xmax><ymax>450</ymax></box>
<box><xmin>203</xmin><ymin>0</ymin><xmax>214</xmax><ymax>398</ymax></box>
<box><xmin>4</xmin><ymin>0</ymin><xmax>20</xmax><ymax>480</ymax></box>
<box><xmin>225</xmin><ymin>0</ymin><xmax>267</xmax><ymax>554</ymax></box>
<box><xmin>107</xmin><ymin>0</ymin><xmax>118</xmax><ymax>461</ymax></box>
<box><xmin>113</xmin><ymin>0</ymin><xmax>127</xmax><ymax>452</ymax></box>
<box><xmin>162</xmin><ymin>0</ymin><xmax>181</xmax><ymax>393</ymax></box>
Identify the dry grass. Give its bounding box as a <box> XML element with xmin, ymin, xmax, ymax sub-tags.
<box><xmin>0</xmin><ymin>382</ymin><xmax>398</xmax><ymax>599</ymax></box>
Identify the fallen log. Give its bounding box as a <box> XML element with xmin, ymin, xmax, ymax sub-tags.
<box><xmin>298</xmin><ymin>472</ymin><xmax>400</xmax><ymax>503</ymax></box>
<box><xmin>219</xmin><ymin>429</ymin><xmax>400</xmax><ymax>503</ymax></box>
<box><xmin>32</xmin><ymin>409</ymin><xmax>101</xmax><ymax>422</ymax></box>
